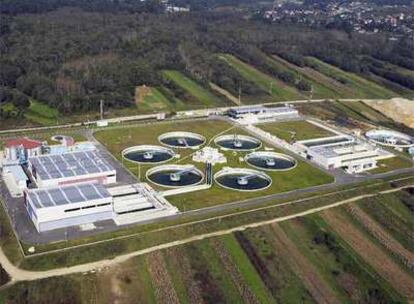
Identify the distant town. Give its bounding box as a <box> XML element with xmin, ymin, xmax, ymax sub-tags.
<box><xmin>262</xmin><ymin>0</ymin><xmax>414</xmax><ymax>38</ymax></box>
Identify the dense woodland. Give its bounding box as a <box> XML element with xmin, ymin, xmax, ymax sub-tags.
<box><xmin>0</xmin><ymin>0</ymin><xmax>413</xmax><ymax>119</ymax></box>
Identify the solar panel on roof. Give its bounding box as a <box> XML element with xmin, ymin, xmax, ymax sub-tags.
<box><xmin>29</xmin><ymin>150</ymin><xmax>114</xmax><ymax>181</ymax></box>
<box><xmin>27</xmin><ymin>183</ymin><xmax>112</xmax><ymax>210</ymax></box>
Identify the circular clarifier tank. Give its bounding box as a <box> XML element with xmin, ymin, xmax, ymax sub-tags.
<box><xmin>146</xmin><ymin>165</ymin><xmax>204</xmax><ymax>188</ymax></box>
<box><xmin>215</xmin><ymin>134</ymin><xmax>261</xmax><ymax>151</ymax></box>
<box><xmin>214</xmin><ymin>168</ymin><xmax>271</xmax><ymax>191</ymax></box>
<box><xmin>365</xmin><ymin>129</ymin><xmax>414</xmax><ymax>148</ymax></box>
<box><xmin>245</xmin><ymin>151</ymin><xmax>297</xmax><ymax>171</ymax></box>
<box><xmin>159</xmin><ymin>132</ymin><xmax>206</xmax><ymax>149</ymax></box>
<box><xmin>122</xmin><ymin>145</ymin><xmax>175</xmax><ymax>164</ymax></box>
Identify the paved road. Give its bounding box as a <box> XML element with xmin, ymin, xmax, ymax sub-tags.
<box><xmin>0</xmin><ymin>183</ymin><xmax>411</xmax><ymax>283</ymax></box>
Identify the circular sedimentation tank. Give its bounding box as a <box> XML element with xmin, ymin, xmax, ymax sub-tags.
<box><xmin>214</xmin><ymin>168</ymin><xmax>271</xmax><ymax>191</ymax></box>
<box><xmin>122</xmin><ymin>145</ymin><xmax>175</xmax><ymax>164</ymax></box>
<box><xmin>146</xmin><ymin>165</ymin><xmax>204</xmax><ymax>188</ymax></box>
<box><xmin>245</xmin><ymin>151</ymin><xmax>297</xmax><ymax>171</ymax></box>
<box><xmin>214</xmin><ymin>134</ymin><xmax>261</xmax><ymax>151</ymax></box>
<box><xmin>51</xmin><ymin>135</ymin><xmax>64</xmax><ymax>142</ymax></box>
<box><xmin>159</xmin><ymin>132</ymin><xmax>206</xmax><ymax>149</ymax></box>
<box><xmin>365</xmin><ymin>129</ymin><xmax>414</xmax><ymax>148</ymax></box>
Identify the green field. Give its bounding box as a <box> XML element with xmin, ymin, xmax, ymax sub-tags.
<box><xmin>163</xmin><ymin>70</ymin><xmax>225</xmax><ymax>107</ymax></box>
<box><xmin>219</xmin><ymin>54</ymin><xmax>304</xmax><ymax>102</ymax></box>
<box><xmin>266</xmin><ymin>55</ymin><xmax>344</xmax><ymax>99</ymax></box>
<box><xmin>257</xmin><ymin>120</ymin><xmax>334</xmax><ymax>142</ymax></box>
<box><xmin>305</xmin><ymin>57</ymin><xmax>398</xmax><ymax>99</ymax></box>
<box><xmin>358</xmin><ymin>192</ymin><xmax>414</xmax><ymax>252</ymax></box>
<box><xmin>280</xmin><ymin>214</ymin><xmax>407</xmax><ymax>303</ymax></box>
<box><xmin>137</xmin><ymin>86</ymin><xmax>186</xmax><ymax>112</ymax></box>
<box><xmin>94</xmin><ymin>119</ymin><xmax>333</xmax><ymax>210</ymax></box>
<box><xmin>24</xmin><ymin>100</ymin><xmax>59</xmax><ymax>126</ymax></box>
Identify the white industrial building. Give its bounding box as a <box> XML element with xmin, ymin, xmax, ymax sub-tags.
<box><xmin>25</xmin><ymin>183</ymin><xmax>113</xmax><ymax>232</ymax></box>
<box><xmin>28</xmin><ymin>150</ymin><xmax>116</xmax><ymax>188</ymax></box>
<box><xmin>228</xmin><ymin>105</ymin><xmax>299</xmax><ymax>125</ymax></box>
<box><xmin>24</xmin><ymin>182</ymin><xmax>179</xmax><ymax>232</ymax></box>
<box><xmin>295</xmin><ymin>135</ymin><xmax>393</xmax><ymax>174</ymax></box>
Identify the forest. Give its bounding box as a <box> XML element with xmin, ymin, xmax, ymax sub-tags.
<box><xmin>0</xmin><ymin>0</ymin><xmax>413</xmax><ymax>121</ymax></box>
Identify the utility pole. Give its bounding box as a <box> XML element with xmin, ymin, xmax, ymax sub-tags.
<box><xmin>100</xmin><ymin>99</ymin><xmax>104</xmax><ymax>120</ymax></box>
<box><xmin>238</xmin><ymin>84</ymin><xmax>242</xmax><ymax>105</ymax></box>
<box><xmin>310</xmin><ymin>85</ymin><xmax>314</xmax><ymax>101</ymax></box>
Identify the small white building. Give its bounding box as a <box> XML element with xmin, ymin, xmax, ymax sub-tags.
<box><xmin>228</xmin><ymin>105</ymin><xmax>299</xmax><ymax>125</ymax></box>
<box><xmin>28</xmin><ymin>150</ymin><xmax>116</xmax><ymax>188</ymax></box>
<box><xmin>192</xmin><ymin>147</ymin><xmax>227</xmax><ymax>165</ymax></box>
<box><xmin>25</xmin><ymin>183</ymin><xmax>113</xmax><ymax>232</ymax></box>
<box><xmin>3</xmin><ymin>165</ymin><xmax>28</xmax><ymax>190</ymax></box>
<box><xmin>2</xmin><ymin>165</ymin><xmax>29</xmax><ymax>197</ymax></box>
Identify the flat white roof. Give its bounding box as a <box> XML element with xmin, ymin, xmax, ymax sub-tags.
<box><xmin>310</xmin><ymin>142</ymin><xmax>375</xmax><ymax>158</ymax></box>
<box><xmin>4</xmin><ymin>165</ymin><xmax>28</xmax><ymax>182</ymax></box>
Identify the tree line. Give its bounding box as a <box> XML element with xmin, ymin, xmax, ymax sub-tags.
<box><xmin>0</xmin><ymin>3</ymin><xmax>413</xmax><ymax>118</ymax></box>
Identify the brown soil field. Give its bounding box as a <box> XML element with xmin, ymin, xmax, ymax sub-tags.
<box><xmin>364</xmin><ymin>98</ymin><xmax>414</xmax><ymax>128</ymax></box>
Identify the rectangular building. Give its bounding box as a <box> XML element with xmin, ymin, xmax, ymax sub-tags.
<box><xmin>294</xmin><ymin>135</ymin><xmax>394</xmax><ymax>174</ymax></box>
<box><xmin>228</xmin><ymin>105</ymin><xmax>299</xmax><ymax>124</ymax></box>
<box><xmin>25</xmin><ymin>183</ymin><xmax>113</xmax><ymax>232</ymax></box>
<box><xmin>28</xmin><ymin>150</ymin><xmax>116</xmax><ymax>188</ymax></box>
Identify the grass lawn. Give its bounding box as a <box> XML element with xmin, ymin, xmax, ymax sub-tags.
<box><xmin>305</xmin><ymin>57</ymin><xmax>397</xmax><ymax>99</ymax></box>
<box><xmin>257</xmin><ymin>120</ymin><xmax>334</xmax><ymax>142</ymax></box>
<box><xmin>238</xmin><ymin>228</ymin><xmax>316</xmax><ymax>303</ymax></box>
<box><xmin>371</xmin><ymin>156</ymin><xmax>413</xmax><ymax>174</ymax></box>
<box><xmin>24</xmin><ymin>100</ymin><xmax>59</xmax><ymax>126</ymax></box>
<box><xmin>138</xmin><ymin>86</ymin><xmax>186</xmax><ymax>112</ymax></box>
<box><xmin>94</xmin><ymin>119</ymin><xmax>333</xmax><ymax>211</ymax></box>
<box><xmin>219</xmin><ymin>54</ymin><xmax>304</xmax><ymax>102</ymax></box>
<box><xmin>162</xmin><ymin>70</ymin><xmax>224</xmax><ymax>107</ymax></box>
